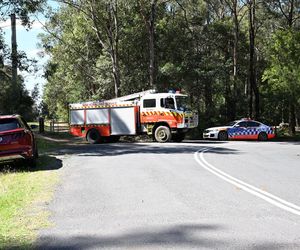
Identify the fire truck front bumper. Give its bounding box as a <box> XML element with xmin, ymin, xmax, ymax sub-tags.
<box><xmin>177</xmin><ymin>112</ymin><xmax>198</xmax><ymax>129</ymax></box>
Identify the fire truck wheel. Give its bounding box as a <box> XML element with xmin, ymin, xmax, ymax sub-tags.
<box><xmin>154</xmin><ymin>126</ymin><xmax>171</xmax><ymax>143</ymax></box>
<box><xmin>86</xmin><ymin>129</ymin><xmax>101</xmax><ymax>144</ymax></box>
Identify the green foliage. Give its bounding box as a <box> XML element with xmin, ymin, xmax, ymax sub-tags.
<box><xmin>40</xmin><ymin>0</ymin><xmax>299</xmax><ymax>130</ymax></box>
<box><xmin>262</xmin><ymin>30</ymin><xmax>300</xmax><ymax>123</ymax></box>
<box><xmin>0</xmin><ymin>0</ymin><xmax>45</xmax><ymax>26</ymax></box>
<box><xmin>0</xmin><ymin>65</ymin><xmax>36</xmax><ymax>120</ymax></box>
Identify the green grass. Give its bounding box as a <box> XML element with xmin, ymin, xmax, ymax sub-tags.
<box><xmin>36</xmin><ymin>137</ymin><xmax>64</xmax><ymax>153</ymax></box>
<box><xmin>36</xmin><ymin>132</ymin><xmax>80</xmax><ymax>153</ymax></box>
<box><xmin>0</xmin><ymin>138</ymin><xmax>61</xmax><ymax>249</ymax></box>
<box><xmin>42</xmin><ymin>131</ymin><xmax>75</xmax><ymax>140</ymax></box>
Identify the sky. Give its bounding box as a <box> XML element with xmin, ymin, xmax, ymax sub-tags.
<box><xmin>0</xmin><ymin>1</ymin><xmax>60</xmax><ymax>96</ymax></box>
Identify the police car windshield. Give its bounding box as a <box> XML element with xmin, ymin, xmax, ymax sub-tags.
<box><xmin>175</xmin><ymin>96</ymin><xmax>190</xmax><ymax>111</ymax></box>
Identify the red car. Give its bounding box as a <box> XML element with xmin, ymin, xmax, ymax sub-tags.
<box><xmin>0</xmin><ymin>115</ymin><xmax>38</xmax><ymax>167</ymax></box>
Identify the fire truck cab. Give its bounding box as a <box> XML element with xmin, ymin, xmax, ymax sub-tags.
<box><xmin>69</xmin><ymin>90</ymin><xmax>198</xmax><ymax>143</ymax></box>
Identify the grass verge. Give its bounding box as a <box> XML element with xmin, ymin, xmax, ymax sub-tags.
<box><xmin>0</xmin><ymin>137</ymin><xmax>62</xmax><ymax>249</ymax></box>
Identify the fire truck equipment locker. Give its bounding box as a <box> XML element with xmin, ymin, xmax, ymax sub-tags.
<box><xmin>70</xmin><ymin>110</ymin><xmax>84</xmax><ymax>125</ymax></box>
<box><xmin>110</xmin><ymin>107</ymin><xmax>136</xmax><ymax>135</ymax></box>
<box><xmin>86</xmin><ymin>109</ymin><xmax>109</xmax><ymax>125</ymax></box>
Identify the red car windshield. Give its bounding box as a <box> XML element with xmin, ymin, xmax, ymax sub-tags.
<box><xmin>0</xmin><ymin>118</ymin><xmax>21</xmax><ymax>132</ymax></box>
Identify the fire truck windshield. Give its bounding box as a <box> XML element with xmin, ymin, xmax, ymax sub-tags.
<box><xmin>175</xmin><ymin>96</ymin><xmax>190</xmax><ymax>111</ymax></box>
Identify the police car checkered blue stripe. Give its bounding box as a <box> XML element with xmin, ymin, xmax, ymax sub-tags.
<box><xmin>229</xmin><ymin>127</ymin><xmax>274</xmax><ymax>137</ymax></box>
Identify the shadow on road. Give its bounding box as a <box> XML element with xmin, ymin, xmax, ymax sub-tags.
<box><xmin>36</xmin><ymin>224</ymin><xmax>224</xmax><ymax>249</ymax></box>
<box><xmin>48</xmin><ymin>143</ymin><xmax>240</xmax><ymax>158</ymax></box>
<box><xmin>0</xmin><ymin>155</ymin><xmax>63</xmax><ymax>173</ymax></box>
<box><xmin>34</xmin><ymin>223</ymin><xmax>300</xmax><ymax>250</ymax></box>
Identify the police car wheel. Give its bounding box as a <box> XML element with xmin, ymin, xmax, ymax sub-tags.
<box><xmin>258</xmin><ymin>132</ymin><xmax>268</xmax><ymax>141</ymax></box>
<box><xmin>218</xmin><ymin>131</ymin><xmax>228</xmax><ymax>141</ymax></box>
<box><xmin>154</xmin><ymin>126</ymin><xmax>171</xmax><ymax>143</ymax></box>
<box><xmin>87</xmin><ymin>129</ymin><xmax>101</xmax><ymax>144</ymax></box>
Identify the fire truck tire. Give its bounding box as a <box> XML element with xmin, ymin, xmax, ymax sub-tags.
<box><xmin>86</xmin><ymin>129</ymin><xmax>101</xmax><ymax>144</ymax></box>
<box><xmin>154</xmin><ymin>126</ymin><xmax>172</xmax><ymax>143</ymax></box>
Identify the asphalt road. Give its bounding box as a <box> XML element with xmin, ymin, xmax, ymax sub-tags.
<box><xmin>37</xmin><ymin>140</ymin><xmax>300</xmax><ymax>249</ymax></box>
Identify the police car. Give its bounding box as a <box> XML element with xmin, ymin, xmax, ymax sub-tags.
<box><xmin>203</xmin><ymin>118</ymin><xmax>276</xmax><ymax>141</ymax></box>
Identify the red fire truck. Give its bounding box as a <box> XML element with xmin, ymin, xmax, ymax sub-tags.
<box><xmin>69</xmin><ymin>90</ymin><xmax>198</xmax><ymax>143</ymax></box>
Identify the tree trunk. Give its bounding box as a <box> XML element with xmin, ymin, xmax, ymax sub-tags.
<box><xmin>224</xmin><ymin>40</ymin><xmax>234</xmax><ymax>121</ymax></box>
<box><xmin>248</xmin><ymin>79</ymin><xmax>253</xmax><ymax>118</ymax></box>
<box><xmin>231</xmin><ymin>0</ymin><xmax>239</xmax><ymax>120</ymax></box>
<box><xmin>138</xmin><ymin>0</ymin><xmax>158</xmax><ymax>89</ymax></box>
<box><xmin>149</xmin><ymin>0</ymin><xmax>157</xmax><ymax>89</ymax></box>
<box><xmin>225</xmin><ymin>79</ymin><xmax>234</xmax><ymax>121</ymax></box>
<box><xmin>248</xmin><ymin>0</ymin><xmax>259</xmax><ymax>119</ymax></box>
<box><xmin>90</xmin><ymin>0</ymin><xmax>121</xmax><ymax>98</ymax></box>
<box><xmin>287</xmin><ymin>0</ymin><xmax>296</xmax><ymax>135</ymax></box>
<box><xmin>288</xmin><ymin>0</ymin><xmax>294</xmax><ymax>27</ymax></box>
<box><xmin>289</xmin><ymin>101</ymin><xmax>296</xmax><ymax>136</ymax></box>
<box><xmin>11</xmin><ymin>13</ymin><xmax>19</xmax><ymax>113</ymax></box>
<box><xmin>112</xmin><ymin>0</ymin><xmax>121</xmax><ymax>97</ymax></box>
<box><xmin>204</xmin><ymin>80</ymin><xmax>213</xmax><ymax>127</ymax></box>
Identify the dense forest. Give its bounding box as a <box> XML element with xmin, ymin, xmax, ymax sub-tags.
<box><xmin>1</xmin><ymin>0</ymin><xmax>300</xmax><ymax>135</ymax></box>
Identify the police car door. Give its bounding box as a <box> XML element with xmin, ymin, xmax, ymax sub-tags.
<box><xmin>246</xmin><ymin>121</ymin><xmax>261</xmax><ymax>139</ymax></box>
<box><xmin>229</xmin><ymin>121</ymin><xmax>248</xmax><ymax>139</ymax></box>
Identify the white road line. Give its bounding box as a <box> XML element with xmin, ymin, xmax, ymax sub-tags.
<box><xmin>194</xmin><ymin>147</ymin><xmax>300</xmax><ymax>216</ymax></box>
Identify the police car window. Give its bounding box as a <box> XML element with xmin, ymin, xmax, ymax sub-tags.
<box><xmin>247</xmin><ymin>121</ymin><xmax>260</xmax><ymax>127</ymax></box>
<box><xmin>143</xmin><ymin>99</ymin><xmax>156</xmax><ymax>108</ymax></box>
<box><xmin>237</xmin><ymin>121</ymin><xmax>248</xmax><ymax>127</ymax></box>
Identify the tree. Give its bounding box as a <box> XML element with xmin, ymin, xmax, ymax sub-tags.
<box><xmin>56</xmin><ymin>0</ymin><xmax>123</xmax><ymax>97</ymax></box>
<box><xmin>0</xmin><ymin>0</ymin><xmax>44</xmax><ymax>113</ymax></box>
<box><xmin>263</xmin><ymin>0</ymin><xmax>300</xmax><ymax>133</ymax></box>
<box><xmin>137</xmin><ymin>0</ymin><xmax>160</xmax><ymax>89</ymax></box>
<box><xmin>263</xmin><ymin>30</ymin><xmax>300</xmax><ymax>135</ymax></box>
<box><xmin>40</xmin><ymin>4</ymin><xmax>118</xmax><ymax>119</ymax></box>
<box><xmin>222</xmin><ymin>0</ymin><xmax>246</xmax><ymax>120</ymax></box>
<box><xmin>0</xmin><ymin>65</ymin><xmax>36</xmax><ymax>120</ymax></box>
<box><xmin>39</xmin><ymin>0</ymin><xmax>299</xmax><ymax>135</ymax></box>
